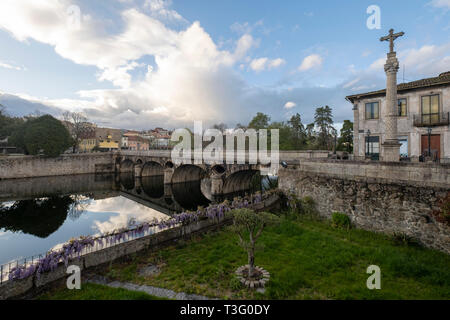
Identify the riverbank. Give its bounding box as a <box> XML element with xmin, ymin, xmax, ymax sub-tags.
<box><xmin>37</xmin><ymin>213</ymin><xmax>450</xmax><ymax>300</ymax></box>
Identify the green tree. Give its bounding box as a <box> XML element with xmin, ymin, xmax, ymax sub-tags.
<box><xmin>248</xmin><ymin>112</ymin><xmax>270</xmax><ymax>130</ymax></box>
<box><xmin>10</xmin><ymin>115</ymin><xmax>73</xmax><ymax>157</ymax></box>
<box><xmin>268</xmin><ymin>121</ymin><xmax>292</xmax><ymax>150</ymax></box>
<box><xmin>0</xmin><ymin>105</ymin><xmax>25</xmax><ymax>141</ymax></box>
<box><xmin>231</xmin><ymin>209</ymin><xmax>279</xmax><ymax>278</ymax></box>
<box><xmin>305</xmin><ymin>123</ymin><xmax>317</xmax><ymax>148</ymax></box>
<box><xmin>337</xmin><ymin>120</ymin><xmax>353</xmax><ymax>152</ymax></box>
<box><xmin>288</xmin><ymin>113</ymin><xmax>306</xmax><ymax>149</ymax></box>
<box><xmin>314</xmin><ymin>106</ymin><xmax>334</xmax><ymax>150</ymax></box>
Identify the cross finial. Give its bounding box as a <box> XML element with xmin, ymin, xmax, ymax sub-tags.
<box><xmin>380</xmin><ymin>29</ymin><xmax>404</xmax><ymax>53</ymax></box>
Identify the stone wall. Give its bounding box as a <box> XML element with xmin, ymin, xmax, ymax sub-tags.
<box><xmin>0</xmin><ymin>153</ymin><xmax>114</xmax><ymax>180</ymax></box>
<box><xmin>279</xmin><ymin>160</ymin><xmax>450</xmax><ymax>254</ymax></box>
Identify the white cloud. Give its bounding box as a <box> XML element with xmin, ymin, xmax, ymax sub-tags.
<box><xmin>144</xmin><ymin>0</ymin><xmax>187</xmax><ymax>23</ymax></box>
<box><xmin>0</xmin><ymin>61</ymin><xmax>25</xmax><ymax>71</ymax></box>
<box><xmin>298</xmin><ymin>54</ymin><xmax>323</xmax><ymax>71</ymax></box>
<box><xmin>284</xmin><ymin>101</ymin><xmax>296</xmax><ymax>109</ymax></box>
<box><xmin>429</xmin><ymin>0</ymin><xmax>450</xmax><ymax>9</ymax></box>
<box><xmin>368</xmin><ymin>43</ymin><xmax>450</xmax><ymax>77</ymax></box>
<box><xmin>0</xmin><ymin>0</ymin><xmax>259</xmax><ymax>128</ymax></box>
<box><xmin>249</xmin><ymin>57</ymin><xmax>285</xmax><ymax>72</ymax></box>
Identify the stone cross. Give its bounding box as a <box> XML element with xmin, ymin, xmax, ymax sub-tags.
<box><xmin>380</xmin><ymin>29</ymin><xmax>404</xmax><ymax>53</ymax></box>
<box><xmin>380</xmin><ymin>29</ymin><xmax>404</xmax><ymax>162</ymax></box>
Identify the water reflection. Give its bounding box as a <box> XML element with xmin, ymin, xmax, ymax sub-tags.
<box><xmin>141</xmin><ymin>176</ymin><xmax>164</xmax><ymax>199</ymax></box>
<box><xmin>0</xmin><ymin>172</ymin><xmax>277</xmax><ymax>265</ymax></box>
<box><xmin>0</xmin><ymin>197</ymin><xmax>72</xmax><ymax>238</ymax></box>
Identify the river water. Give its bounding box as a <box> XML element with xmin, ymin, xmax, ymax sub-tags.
<box><xmin>0</xmin><ymin>173</ymin><xmax>276</xmax><ymax>266</ymax></box>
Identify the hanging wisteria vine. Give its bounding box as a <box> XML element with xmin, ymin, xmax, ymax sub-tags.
<box><xmin>7</xmin><ymin>190</ymin><xmax>279</xmax><ymax>282</ymax></box>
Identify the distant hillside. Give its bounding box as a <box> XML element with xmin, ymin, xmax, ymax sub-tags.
<box><xmin>0</xmin><ymin>93</ymin><xmax>63</xmax><ymax>117</ymax></box>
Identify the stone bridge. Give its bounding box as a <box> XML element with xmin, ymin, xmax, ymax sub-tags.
<box><xmin>113</xmin><ymin>150</ymin><xmax>329</xmax><ymax>196</ymax></box>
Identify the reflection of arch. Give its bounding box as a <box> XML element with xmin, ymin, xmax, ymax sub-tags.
<box><xmin>172</xmin><ymin>181</ymin><xmax>210</xmax><ymax>211</ymax></box>
<box><xmin>222</xmin><ymin>170</ymin><xmax>260</xmax><ymax>195</ymax></box>
<box><xmin>121</xmin><ymin>159</ymin><xmax>134</xmax><ymax>173</ymax></box>
<box><xmin>141</xmin><ymin>176</ymin><xmax>164</xmax><ymax>199</ymax></box>
<box><xmin>119</xmin><ymin>172</ymin><xmax>135</xmax><ymax>190</ymax></box>
<box><xmin>0</xmin><ymin>197</ymin><xmax>72</xmax><ymax>238</ymax></box>
<box><xmin>172</xmin><ymin>165</ymin><xmax>206</xmax><ymax>184</ymax></box>
<box><xmin>142</xmin><ymin>161</ymin><xmax>164</xmax><ymax>177</ymax></box>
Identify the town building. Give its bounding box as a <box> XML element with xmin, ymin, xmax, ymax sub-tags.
<box><xmin>78</xmin><ymin>127</ymin><xmax>97</xmax><ymax>153</ymax></box>
<box><xmin>96</xmin><ymin>127</ymin><xmax>122</xmax><ymax>151</ymax></box>
<box><xmin>346</xmin><ymin>71</ymin><xmax>450</xmax><ymax>162</ymax></box>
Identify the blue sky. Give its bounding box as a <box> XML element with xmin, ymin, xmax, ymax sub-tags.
<box><xmin>0</xmin><ymin>0</ymin><xmax>449</xmax><ymax>130</ymax></box>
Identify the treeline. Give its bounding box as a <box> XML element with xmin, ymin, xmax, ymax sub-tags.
<box><xmin>214</xmin><ymin>106</ymin><xmax>353</xmax><ymax>152</ymax></box>
<box><xmin>0</xmin><ymin>106</ymin><xmax>72</xmax><ymax>157</ymax></box>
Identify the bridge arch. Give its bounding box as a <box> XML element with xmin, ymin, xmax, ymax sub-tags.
<box><xmin>142</xmin><ymin>161</ymin><xmax>164</xmax><ymax>177</ymax></box>
<box><xmin>165</xmin><ymin>161</ymin><xmax>174</xmax><ymax>169</ymax></box>
<box><xmin>171</xmin><ymin>164</ymin><xmax>206</xmax><ymax>184</ymax></box>
<box><xmin>121</xmin><ymin>159</ymin><xmax>134</xmax><ymax>173</ymax></box>
<box><xmin>222</xmin><ymin>169</ymin><xmax>260</xmax><ymax>195</ymax></box>
<box><xmin>211</xmin><ymin>164</ymin><xmax>226</xmax><ymax>175</ymax></box>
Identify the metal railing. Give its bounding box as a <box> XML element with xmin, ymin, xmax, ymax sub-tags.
<box><xmin>413</xmin><ymin>112</ymin><xmax>450</xmax><ymax>127</ymax></box>
<box><xmin>0</xmin><ymin>223</ymin><xmax>164</xmax><ymax>285</ymax></box>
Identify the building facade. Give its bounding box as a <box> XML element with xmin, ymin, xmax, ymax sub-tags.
<box><xmin>96</xmin><ymin>128</ymin><xmax>121</xmax><ymax>151</ymax></box>
<box><xmin>346</xmin><ymin>71</ymin><xmax>450</xmax><ymax>162</ymax></box>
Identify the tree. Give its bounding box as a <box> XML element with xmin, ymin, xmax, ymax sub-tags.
<box><xmin>0</xmin><ymin>105</ymin><xmax>25</xmax><ymax>141</ymax></box>
<box><xmin>305</xmin><ymin>123</ymin><xmax>317</xmax><ymax>148</ymax></box>
<box><xmin>269</xmin><ymin>121</ymin><xmax>292</xmax><ymax>150</ymax></box>
<box><xmin>314</xmin><ymin>106</ymin><xmax>334</xmax><ymax>150</ymax></box>
<box><xmin>62</xmin><ymin>111</ymin><xmax>90</xmax><ymax>153</ymax></box>
<box><xmin>10</xmin><ymin>115</ymin><xmax>73</xmax><ymax>157</ymax></box>
<box><xmin>212</xmin><ymin>123</ymin><xmax>227</xmax><ymax>133</ymax></box>
<box><xmin>288</xmin><ymin>113</ymin><xmax>306</xmax><ymax>149</ymax></box>
<box><xmin>337</xmin><ymin>120</ymin><xmax>353</xmax><ymax>152</ymax></box>
<box><xmin>231</xmin><ymin>208</ymin><xmax>279</xmax><ymax>279</ymax></box>
<box><xmin>248</xmin><ymin>112</ymin><xmax>270</xmax><ymax>130</ymax></box>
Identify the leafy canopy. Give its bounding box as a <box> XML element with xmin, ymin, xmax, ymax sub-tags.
<box><xmin>10</xmin><ymin>115</ymin><xmax>73</xmax><ymax>157</ymax></box>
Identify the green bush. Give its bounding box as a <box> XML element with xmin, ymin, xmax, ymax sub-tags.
<box><xmin>10</xmin><ymin>115</ymin><xmax>72</xmax><ymax>157</ymax></box>
<box><xmin>331</xmin><ymin>212</ymin><xmax>351</xmax><ymax>229</ymax></box>
<box><xmin>392</xmin><ymin>232</ymin><xmax>420</xmax><ymax>247</ymax></box>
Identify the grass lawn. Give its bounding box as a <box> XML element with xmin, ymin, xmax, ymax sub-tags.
<box><xmin>99</xmin><ymin>214</ymin><xmax>450</xmax><ymax>300</ymax></box>
<box><xmin>37</xmin><ymin>282</ymin><xmax>168</xmax><ymax>300</ymax></box>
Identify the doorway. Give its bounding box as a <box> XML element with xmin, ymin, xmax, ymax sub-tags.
<box><xmin>421</xmin><ymin>134</ymin><xmax>440</xmax><ymax>160</ymax></box>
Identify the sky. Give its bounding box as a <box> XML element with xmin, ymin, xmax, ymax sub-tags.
<box><xmin>0</xmin><ymin>0</ymin><xmax>449</xmax><ymax>131</ymax></box>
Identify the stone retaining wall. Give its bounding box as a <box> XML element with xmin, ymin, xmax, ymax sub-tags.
<box><xmin>0</xmin><ymin>153</ymin><xmax>114</xmax><ymax>180</ymax></box>
<box><xmin>279</xmin><ymin>161</ymin><xmax>450</xmax><ymax>254</ymax></box>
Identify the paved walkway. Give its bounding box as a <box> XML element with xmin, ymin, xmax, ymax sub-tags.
<box><xmin>87</xmin><ymin>275</ymin><xmax>214</xmax><ymax>300</ymax></box>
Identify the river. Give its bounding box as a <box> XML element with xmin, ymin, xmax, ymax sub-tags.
<box><xmin>0</xmin><ymin>173</ymin><xmax>276</xmax><ymax>266</ymax></box>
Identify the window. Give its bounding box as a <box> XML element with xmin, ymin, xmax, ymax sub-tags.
<box><xmin>365</xmin><ymin>136</ymin><xmax>380</xmax><ymax>160</ymax></box>
<box><xmin>399</xmin><ymin>136</ymin><xmax>408</xmax><ymax>157</ymax></box>
<box><xmin>398</xmin><ymin>98</ymin><xmax>407</xmax><ymax>117</ymax></box>
<box><xmin>365</xmin><ymin>102</ymin><xmax>379</xmax><ymax>120</ymax></box>
<box><xmin>421</xmin><ymin>94</ymin><xmax>440</xmax><ymax>125</ymax></box>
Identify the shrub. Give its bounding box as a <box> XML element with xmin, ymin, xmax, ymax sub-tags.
<box><xmin>331</xmin><ymin>212</ymin><xmax>351</xmax><ymax>229</ymax></box>
<box><xmin>300</xmin><ymin>197</ymin><xmax>318</xmax><ymax>216</ymax></box>
<box><xmin>392</xmin><ymin>232</ymin><xmax>420</xmax><ymax>247</ymax></box>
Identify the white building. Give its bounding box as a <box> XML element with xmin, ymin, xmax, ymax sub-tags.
<box><xmin>346</xmin><ymin>71</ymin><xmax>450</xmax><ymax>162</ymax></box>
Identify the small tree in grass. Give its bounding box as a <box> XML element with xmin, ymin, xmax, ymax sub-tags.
<box><xmin>231</xmin><ymin>208</ymin><xmax>279</xmax><ymax>279</ymax></box>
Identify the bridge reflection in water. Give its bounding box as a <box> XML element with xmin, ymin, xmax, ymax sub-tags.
<box><xmin>0</xmin><ymin>171</ymin><xmax>274</xmax><ymax>265</ymax></box>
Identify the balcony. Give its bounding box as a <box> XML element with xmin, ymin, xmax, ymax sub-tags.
<box><xmin>413</xmin><ymin>112</ymin><xmax>450</xmax><ymax>127</ymax></box>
